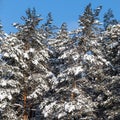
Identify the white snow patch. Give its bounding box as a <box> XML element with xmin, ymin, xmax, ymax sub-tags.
<box><xmin>23</xmin><ymin>52</ymin><xmax>29</xmax><ymax>59</ymax></box>
<box><xmin>75</xmin><ymin>66</ymin><xmax>83</xmax><ymax>75</ymax></box>
<box><xmin>4</xmin><ymin>52</ymin><xmax>9</xmax><ymax>57</ymax></box>
<box><xmin>15</xmin><ymin>47</ymin><xmax>22</xmax><ymax>55</ymax></box>
<box><xmin>60</xmin><ymin>52</ymin><xmax>67</xmax><ymax>59</ymax></box>
<box><xmin>90</xmin><ymin>40</ymin><xmax>98</xmax><ymax>46</ymax></box>
<box><xmin>72</xmin><ymin>54</ymin><xmax>79</xmax><ymax>61</ymax></box>
<box><xmin>8</xmin><ymin>93</ymin><xmax>12</xmax><ymax>100</ymax></box>
<box><xmin>0</xmin><ymin>101</ymin><xmax>7</xmax><ymax>109</ymax></box>
<box><xmin>68</xmin><ymin>66</ymin><xmax>83</xmax><ymax>75</ymax></box>
<box><xmin>109</xmin><ymin>42</ymin><xmax>118</xmax><ymax>48</ymax></box>
<box><xmin>0</xmin><ymin>91</ymin><xmax>7</xmax><ymax>101</ymax></box>
<box><xmin>11</xmin><ymin>53</ymin><xmax>18</xmax><ymax>61</ymax></box>
<box><xmin>43</xmin><ymin>101</ymin><xmax>57</xmax><ymax>117</ymax></box>
<box><xmin>72</xmin><ymin>88</ymin><xmax>79</xmax><ymax>94</ymax></box>
<box><xmin>32</xmin><ymin>59</ymin><xmax>38</xmax><ymax>65</ymax></box>
<box><xmin>46</xmin><ymin>72</ymin><xmax>58</xmax><ymax>86</ymax></box>
<box><xmin>64</xmin><ymin>102</ymin><xmax>75</xmax><ymax>113</ymax></box>
<box><xmin>29</xmin><ymin>48</ymin><xmax>35</xmax><ymax>53</ymax></box>
<box><xmin>97</xmin><ymin>55</ymin><xmax>110</xmax><ymax>65</ymax></box>
<box><xmin>94</xmin><ymin>20</ymin><xmax>102</xmax><ymax>25</ymax></box>
<box><xmin>7</xmin><ymin>80</ymin><xmax>19</xmax><ymax>87</ymax></box>
<box><xmin>12</xmin><ymin>23</ymin><xmax>18</xmax><ymax>26</ymax></box>
<box><xmin>83</xmin><ymin>54</ymin><xmax>95</xmax><ymax>63</ymax></box>
<box><xmin>0</xmin><ymin>90</ymin><xmax>12</xmax><ymax>101</ymax></box>
<box><xmin>0</xmin><ymin>79</ymin><xmax>7</xmax><ymax>86</ymax></box>
<box><xmin>58</xmin><ymin>112</ymin><xmax>67</xmax><ymax>119</ymax></box>
<box><xmin>59</xmin><ymin>46</ymin><xmax>66</xmax><ymax>51</ymax></box>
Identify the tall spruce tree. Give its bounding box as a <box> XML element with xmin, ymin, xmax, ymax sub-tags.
<box><xmin>0</xmin><ymin>9</ymin><xmax>54</xmax><ymax>120</ymax></box>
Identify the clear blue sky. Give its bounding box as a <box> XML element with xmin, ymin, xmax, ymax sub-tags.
<box><xmin>0</xmin><ymin>0</ymin><xmax>120</xmax><ymax>33</ymax></box>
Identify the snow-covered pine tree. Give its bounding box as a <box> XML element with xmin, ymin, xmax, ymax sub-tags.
<box><xmin>0</xmin><ymin>21</ymin><xmax>21</xmax><ymax>119</ymax></box>
<box><xmin>71</xmin><ymin>4</ymin><xmax>115</xmax><ymax>119</ymax></box>
<box><xmin>77</xmin><ymin>3</ymin><xmax>107</xmax><ymax>80</ymax></box>
<box><xmin>75</xmin><ymin>4</ymin><xmax>120</xmax><ymax>119</ymax></box>
<box><xmin>0</xmin><ymin>34</ymin><xmax>23</xmax><ymax>119</ymax></box>
<box><xmin>94</xmin><ymin>23</ymin><xmax>120</xmax><ymax>120</ymax></box>
<box><xmin>0</xmin><ymin>8</ymin><xmax>55</xmax><ymax>120</ymax></box>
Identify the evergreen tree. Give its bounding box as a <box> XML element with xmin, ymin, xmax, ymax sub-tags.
<box><xmin>0</xmin><ymin>9</ymin><xmax>53</xmax><ymax>120</ymax></box>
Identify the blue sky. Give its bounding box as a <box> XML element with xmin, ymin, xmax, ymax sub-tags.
<box><xmin>0</xmin><ymin>0</ymin><xmax>120</xmax><ymax>33</ymax></box>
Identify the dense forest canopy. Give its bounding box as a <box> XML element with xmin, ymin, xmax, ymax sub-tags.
<box><xmin>0</xmin><ymin>4</ymin><xmax>120</xmax><ymax>120</ymax></box>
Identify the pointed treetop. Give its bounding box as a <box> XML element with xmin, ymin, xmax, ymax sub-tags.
<box><xmin>13</xmin><ymin>8</ymin><xmax>43</xmax><ymax>32</ymax></box>
<box><xmin>78</xmin><ymin>3</ymin><xmax>102</xmax><ymax>36</ymax></box>
<box><xmin>0</xmin><ymin>21</ymin><xmax>3</xmax><ymax>31</ymax></box>
<box><xmin>103</xmin><ymin>9</ymin><xmax>118</xmax><ymax>30</ymax></box>
<box><xmin>46</xmin><ymin>12</ymin><xmax>53</xmax><ymax>25</ymax></box>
